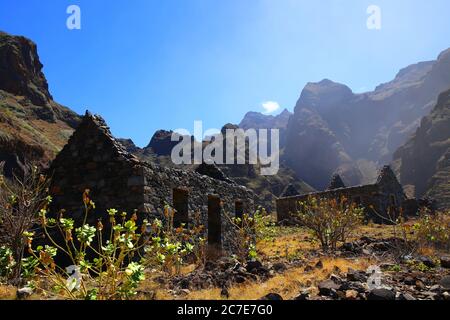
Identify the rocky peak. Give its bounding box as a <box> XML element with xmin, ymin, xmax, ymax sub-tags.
<box><xmin>145</xmin><ymin>130</ymin><xmax>180</xmax><ymax>156</ymax></box>
<box><xmin>377</xmin><ymin>165</ymin><xmax>400</xmax><ymax>185</ymax></box>
<box><xmin>328</xmin><ymin>174</ymin><xmax>346</xmax><ymax>190</ymax></box>
<box><xmin>280</xmin><ymin>183</ymin><xmax>300</xmax><ymax>197</ymax></box>
<box><xmin>239</xmin><ymin>108</ymin><xmax>292</xmax><ymax>131</ymax></box>
<box><xmin>295</xmin><ymin>79</ymin><xmax>354</xmax><ymax>112</ymax></box>
<box><xmin>0</xmin><ymin>31</ymin><xmax>52</xmax><ymax>106</ymax></box>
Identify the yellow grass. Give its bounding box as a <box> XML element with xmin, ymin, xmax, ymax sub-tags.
<box><xmin>0</xmin><ymin>285</ymin><xmax>16</xmax><ymax>300</ymax></box>
<box><xmin>155</xmin><ymin>257</ymin><xmax>374</xmax><ymax>300</ymax></box>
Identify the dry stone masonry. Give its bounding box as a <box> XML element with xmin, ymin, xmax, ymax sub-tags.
<box><xmin>49</xmin><ymin>112</ymin><xmax>256</xmax><ymax>254</ymax></box>
<box><xmin>277</xmin><ymin>166</ymin><xmax>414</xmax><ymax>224</ymax></box>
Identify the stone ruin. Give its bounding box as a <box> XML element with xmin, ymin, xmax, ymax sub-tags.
<box><xmin>48</xmin><ymin>112</ymin><xmax>257</xmax><ymax>255</ymax></box>
<box><xmin>277</xmin><ymin>166</ymin><xmax>413</xmax><ymax>224</ymax></box>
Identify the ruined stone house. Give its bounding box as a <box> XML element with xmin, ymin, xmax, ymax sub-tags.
<box><xmin>48</xmin><ymin>112</ymin><xmax>256</xmax><ymax>253</ymax></box>
<box><xmin>276</xmin><ymin>166</ymin><xmax>409</xmax><ymax>224</ymax></box>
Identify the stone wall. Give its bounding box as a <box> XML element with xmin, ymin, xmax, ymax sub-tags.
<box><xmin>276</xmin><ymin>167</ymin><xmax>408</xmax><ymax>224</ymax></box>
<box><xmin>49</xmin><ymin>112</ymin><xmax>256</xmax><ymax>254</ymax></box>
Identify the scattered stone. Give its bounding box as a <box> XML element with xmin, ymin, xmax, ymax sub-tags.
<box><xmin>260</xmin><ymin>293</ymin><xmax>283</xmax><ymax>300</ymax></box>
<box><xmin>345</xmin><ymin>290</ymin><xmax>359</xmax><ymax>300</ymax></box>
<box><xmin>293</xmin><ymin>290</ymin><xmax>310</xmax><ymax>300</ymax></box>
<box><xmin>272</xmin><ymin>262</ymin><xmax>287</xmax><ymax>273</ymax></box>
<box><xmin>439</xmin><ymin>276</ymin><xmax>450</xmax><ymax>290</ymax></box>
<box><xmin>318</xmin><ymin>280</ymin><xmax>341</xmax><ymax>296</ymax></box>
<box><xmin>403</xmin><ymin>276</ymin><xmax>416</xmax><ymax>286</ymax></box>
<box><xmin>17</xmin><ymin>287</ymin><xmax>33</xmax><ymax>300</ymax></box>
<box><xmin>415</xmin><ymin>280</ymin><xmax>426</xmax><ymax>290</ymax></box>
<box><xmin>235</xmin><ymin>275</ymin><xmax>246</xmax><ymax>284</ymax></box>
<box><xmin>347</xmin><ymin>268</ymin><xmax>367</xmax><ymax>282</ymax></box>
<box><xmin>367</xmin><ymin>288</ymin><xmax>396</xmax><ymax>300</ymax></box>
<box><xmin>430</xmin><ymin>285</ymin><xmax>441</xmax><ymax>292</ymax></box>
<box><xmin>440</xmin><ymin>256</ymin><xmax>450</xmax><ymax>269</ymax></box>
<box><xmin>398</xmin><ymin>293</ymin><xmax>416</xmax><ymax>301</ymax></box>
<box><xmin>421</xmin><ymin>291</ymin><xmax>439</xmax><ymax>300</ymax></box>
<box><xmin>419</xmin><ymin>256</ymin><xmax>436</xmax><ymax>268</ymax></box>
<box><xmin>330</xmin><ymin>274</ymin><xmax>343</xmax><ymax>284</ymax></box>
<box><xmin>246</xmin><ymin>260</ymin><xmax>263</xmax><ymax>273</ymax></box>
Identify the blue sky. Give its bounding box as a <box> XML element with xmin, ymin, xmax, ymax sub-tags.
<box><xmin>1</xmin><ymin>0</ymin><xmax>449</xmax><ymax>146</ymax></box>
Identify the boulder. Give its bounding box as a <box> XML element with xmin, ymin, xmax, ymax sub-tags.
<box><xmin>439</xmin><ymin>276</ymin><xmax>450</xmax><ymax>290</ymax></box>
<box><xmin>347</xmin><ymin>268</ymin><xmax>367</xmax><ymax>282</ymax></box>
<box><xmin>440</xmin><ymin>256</ymin><xmax>450</xmax><ymax>269</ymax></box>
<box><xmin>260</xmin><ymin>293</ymin><xmax>283</xmax><ymax>300</ymax></box>
<box><xmin>318</xmin><ymin>280</ymin><xmax>341</xmax><ymax>296</ymax></box>
<box><xmin>367</xmin><ymin>288</ymin><xmax>396</xmax><ymax>300</ymax></box>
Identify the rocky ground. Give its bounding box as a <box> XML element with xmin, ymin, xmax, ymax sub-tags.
<box><xmin>153</xmin><ymin>228</ymin><xmax>450</xmax><ymax>301</ymax></box>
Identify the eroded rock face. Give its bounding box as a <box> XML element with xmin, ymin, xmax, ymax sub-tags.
<box><xmin>146</xmin><ymin>130</ymin><xmax>180</xmax><ymax>156</ymax></box>
<box><xmin>0</xmin><ymin>31</ymin><xmax>80</xmax><ymax>178</ymax></box>
<box><xmin>0</xmin><ymin>31</ymin><xmax>52</xmax><ymax>106</ymax></box>
<box><xmin>393</xmin><ymin>88</ymin><xmax>450</xmax><ymax>209</ymax></box>
<box><xmin>284</xmin><ymin>49</ymin><xmax>450</xmax><ymax>190</ymax></box>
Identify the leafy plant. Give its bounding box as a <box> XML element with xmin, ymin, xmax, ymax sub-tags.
<box><xmin>0</xmin><ymin>245</ymin><xmax>15</xmax><ymax>280</ymax></box>
<box><xmin>226</xmin><ymin>207</ymin><xmax>272</xmax><ymax>262</ymax></box>
<box><xmin>0</xmin><ymin>163</ymin><xmax>50</xmax><ymax>283</ymax></box>
<box><xmin>143</xmin><ymin>205</ymin><xmax>205</xmax><ymax>275</ymax></box>
<box><xmin>294</xmin><ymin>196</ymin><xmax>364</xmax><ymax>251</ymax></box>
<box><xmin>413</xmin><ymin>210</ymin><xmax>450</xmax><ymax>250</ymax></box>
<box><xmin>24</xmin><ymin>190</ymin><xmax>150</xmax><ymax>300</ymax></box>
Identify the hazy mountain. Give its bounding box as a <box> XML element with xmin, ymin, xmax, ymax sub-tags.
<box><xmin>393</xmin><ymin>88</ymin><xmax>450</xmax><ymax>209</ymax></box>
<box><xmin>285</xmin><ymin>48</ymin><xmax>450</xmax><ymax>190</ymax></box>
<box><xmin>0</xmin><ymin>31</ymin><xmax>80</xmax><ymax>176</ymax></box>
<box><xmin>239</xmin><ymin>109</ymin><xmax>292</xmax><ymax>148</ymax></box>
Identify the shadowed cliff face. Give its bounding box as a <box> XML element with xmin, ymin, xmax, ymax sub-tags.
<box><xmin>0</xmin><ymin>31</ymin><xmax>80</xmax><ymax>177</ymax></box>
<box><xmin>393</xmin><ymin>88</ymin><xmax>450</xmax><ymax>209</ymax></box>
<box><xmin>284</xmin><ymin>49</ymin><xmax>450</xmax><ymax>190</ymax></box>
<box><xmin>0</xmin><ymin>31</ymin><xmax>52</xmax><ymax>106</ymax></box>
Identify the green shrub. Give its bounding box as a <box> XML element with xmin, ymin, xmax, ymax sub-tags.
<box><xmin>143</xmin><ymin>205</ymin><xmax>205</xmax><ymax>275</ymax></box>
<box><xmin>294</xmin><ymin>196</ymin><xmax>364</xmax><ymax>251</ymax></box>
<box><xmin>413</xmin><ymin>210</ymin><xmax>450</xmax><ymax>250</ymax></box>
<box><xmin>24</xmin><ymin>190</ymin><xmax>206</xmax><ymax>300</ymax></box>
<box><xmin>0</xmin><ymin>245</ymin><xmax>15</xmax><ymax>280</ymax></box>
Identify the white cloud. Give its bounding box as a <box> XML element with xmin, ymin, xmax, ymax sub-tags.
<box><xmin>261</xmin><ymin>101</ymin><xmax>280</xmax><ymax>114</ymax></box>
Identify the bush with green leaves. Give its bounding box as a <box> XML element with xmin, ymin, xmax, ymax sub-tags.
<box><xmin>226</xmin><ymin>207</ymin><xmax>272</xmax><ymax>262</ymax></box>
<box><xmin>24</xmin><ymin>191</ymin><xmax>206</xmax><ymax>299</ymax></box>
<box><xmin>0</xmin><ymin>245</ymin><xmax>15</xmax><ymax>280</ymax></box>
<box><xmin>23</xmin><ymin>190</ymin><xmax>151</xmax><ymax>299</ymax></box>
<box><xmin>294</xmin><ymin>196</ymin><xmax>364</xmax><ymax>251</ymax></box>
<box><xmin>143</xmin><ymin>205</ymin><xmax>206</xmax><ymax>275</ymax></box>
<box><xmin>413</xmin><ymin>210</ymin><xmax>450</xmax><ymax>250</ymax></box>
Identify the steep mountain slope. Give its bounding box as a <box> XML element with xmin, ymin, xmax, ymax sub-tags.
<box><xmin>285</xmin><ymin>48</ymin><xmax>450</xmax><ymax>190</ymax></box>
<box><xmin>0</xmin><ymin>31</ymin><xmax>80</xmax><ymax>176</ymax></box>
<box><xmin>118</xmin><ymin>123</ymin><xmax>315</xmax><ymax>210</ymax></box>
<box><xmin>239</xmin><ymin>109</ymin><xmax>292</xmax><ymax>148</ymax></box>
<box><xmin>393</xmin><ymin>88</ymin><xmax>450</xmax><ymax>209</ymax></box>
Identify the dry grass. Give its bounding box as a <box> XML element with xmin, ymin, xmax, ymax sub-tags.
<box><xmin>154</xmin><ymin>257</ymin><xmax>374</xmax><ymax>300</ymax></box>
<box><xmin>257</xmin><ymin>231</ymin><xmax>318</xmax><ymax>261</ymax></box>
<box><xmin>0</xmin><ymin>285</ymin><xmax>16</xmax><ymax>300</ymax></box>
